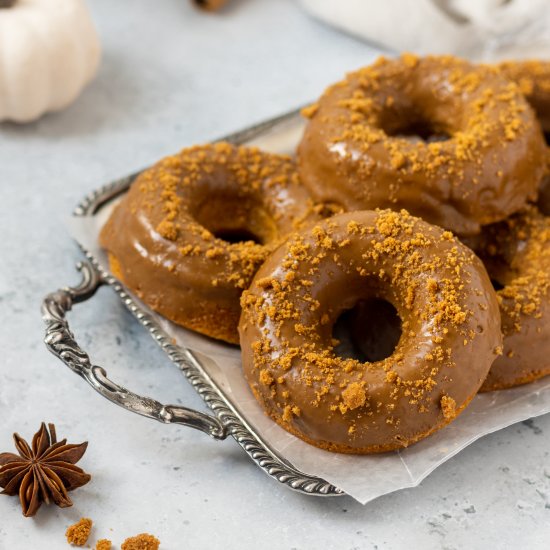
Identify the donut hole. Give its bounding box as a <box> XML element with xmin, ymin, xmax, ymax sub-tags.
<box><xmin>378</xmin><ymin>102</ymin><xmax>451</xmax><ymax>143</ymax></box>
<box><xmin>333</xmin><ymin>298</ymin><xmax>402</xmax><ymax>363</ymax></box>
<box><xmin>384</xmin><ymin>116</ymin><xmax>450</xmax><ymax>143</ymax></box>
<box><xmin>213</xmin><ymin>228</ymin><xmax>262</xmax><ymax>244</ymax></box>
<box><xmin>490</xmin><ymin>278</ymin><xmax>505</xmax><ymax>291</ymax></box>
<box><xmin>316</xmin><ymin>201</ymin><xmax>345</xmax><ymax>219</ymax></box>
<box><xmin>193</xmin><ymin>195</ymin><xmax>277</xmax><ymax>245</ymax></box>
<box><xmin>538</xmin><ymin>178</ymin><xmax>550</xmax><ymax>216</ymax></box>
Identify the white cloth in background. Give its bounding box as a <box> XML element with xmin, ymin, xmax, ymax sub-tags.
<box><xmin>299</xmin><ymin>0</ymin><xmax>550</xmax><ymax>60</ymax></box>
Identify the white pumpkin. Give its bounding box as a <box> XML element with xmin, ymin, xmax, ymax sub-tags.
<box><xmin>0</xmin><ymin>0</ymin><xmax>101</xmax><ymax>122</ymax></box>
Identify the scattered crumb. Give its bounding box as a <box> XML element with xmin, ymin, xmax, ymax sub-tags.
<box><xmin>342</xmin><ymin>382</ymin><xmax>367</xmax><ymax>411</ymax></box>
<box><xmin>121</xmin><ymin>533</ymin><xmax>160</xmax><ymax>550</ymax></box>
<box><xmin>301</xmin><ymin>103</ymin><xmax>319</xmax><ymax>118</ymax></box>
<box><xmin>96</xmin><ymin>540</ymin><xmax>112</xmax><ymax>550</ymax></box>
<box><xmin>66</xmin><ymin>518</ymin><xmax>93</xmax><ymax>547</ymax></box>
<box><xmin>259</xmin><ymin>369</ymin><xmax>274</xmax><ymax>386</ymax></box>
<box><xmin>440</xmin><ymin>395</ymin><xmax>457</xmax><ymax>420</ymax></box>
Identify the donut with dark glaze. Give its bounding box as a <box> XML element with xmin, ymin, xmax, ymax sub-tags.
<box><xmin>239</xmin><ymin>210</ymin><xmax>502</xmax><ymax>454</ymax></box>
<box><xmin>465</xmin><ymin>207</ymin><xmax>550</xmax><ymax>392</ymax></box>
<box><xmin>100</xmin><ymin>142</ymin><xmax>319</xmax><ymax>344</ymax></box>
<box><xmin>497</xmin><ymin>60</ymin><xmax>550</xmax><ymax>215</ymax></box>
<box><xmin>298</xmin><ymin>54</ymin><xmax>547</xmax><ymax>236</ymax></box>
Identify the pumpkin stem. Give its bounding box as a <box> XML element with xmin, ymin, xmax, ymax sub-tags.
<box><xmin>0</xmin><ymin>0</ymin><xmax>16</xmax><ymax>7</ymax></box>
<box><xmin>193</xmin><ymin>0</ymin><xmax>228</xmax><ymax>11</ymax></box>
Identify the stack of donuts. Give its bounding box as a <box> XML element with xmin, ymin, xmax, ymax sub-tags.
<box><xmin>100</xmin><ymin>54</ymin><xmax>550</xmax><ymax>454</ymax></box>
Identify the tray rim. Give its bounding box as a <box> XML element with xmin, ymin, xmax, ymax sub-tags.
<box><xmin>71</xmin><ymin>106</ymin><xmax>345</xmax><ymax>498</ymax></box>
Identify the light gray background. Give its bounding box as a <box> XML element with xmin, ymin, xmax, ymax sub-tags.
<box><xmin>0</xmin><ymin>1</ymin><xmax>548</xmax><ymax>549</ymax></box>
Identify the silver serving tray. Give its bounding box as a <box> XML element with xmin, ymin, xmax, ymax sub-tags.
<box><xmin>41</xmin><ymin>108</ymin><xmax>345</xmax><ymax>497</ymax></box>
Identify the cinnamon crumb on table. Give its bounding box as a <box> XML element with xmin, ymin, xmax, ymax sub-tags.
<box><xmin>121</xmin><ymin>533</ymin><xmax>160</xmax><ymax>550</ymax></box>
<box><xmin>66</xmin><ymin>518</ymin><xmax>93</xmax><ymax>547</ymax></box>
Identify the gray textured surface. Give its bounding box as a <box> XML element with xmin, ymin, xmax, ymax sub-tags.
<box><xmin>0</xmin><ymin>1</ymin><xmax>549</xmax><ymax>548</ymax></box>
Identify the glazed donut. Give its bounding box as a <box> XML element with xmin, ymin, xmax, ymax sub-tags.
<box><xmin>100</xmin><ymin>142</ymin><xmax>318</xmax><ymax>344</ymax></box>
<box><xmin>239</xmin><ymin>209</ymin><xmax>502</xmax><ymax>454</ymax></box>
<box><xmin>497</xmin><ymin>60</ymin><xmax>550</xmax><ymax>215</ymax></box>
<box><xmin>298</xmin><ymin>54</ymin><xmax>547</xmax><ymax>236</ymax></box>
<box><xmin>465</xmin><ymin>207</ymin><xmax>550</xmax><ymax>392</ymax></box>
<box><xmin>497</xmin><ymin>60</ymin><xmax>550</xmax><ymax>133</ymax></box>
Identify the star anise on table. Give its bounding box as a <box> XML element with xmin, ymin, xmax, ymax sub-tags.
<box><xmin>0</xmin><ymin>423</ymin><xmax>91</xmax><ymax>517</ymax></box>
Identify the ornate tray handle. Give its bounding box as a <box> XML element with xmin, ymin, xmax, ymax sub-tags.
<box><xmin>41</xmin><ymin>108</ymin><xmax>345</xmax><ymax>497</ymax></box>
<box><xmin>41</xmin><ymin>261</ymin><xmax>227</xmax><ymax>441</ymax></box>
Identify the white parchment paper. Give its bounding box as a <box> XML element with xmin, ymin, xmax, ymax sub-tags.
<box><xmin>67</xmin><ymin>115</ymin><xmax>550</xmax><ymax>504</ymax></box>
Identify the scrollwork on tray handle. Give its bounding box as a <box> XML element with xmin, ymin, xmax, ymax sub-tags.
<box><xmin>41</xmin><ymin>261</ymin><xmax>227</xmax><ymax>440</ymax></box>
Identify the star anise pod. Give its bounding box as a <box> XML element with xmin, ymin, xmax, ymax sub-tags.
<box><xmin>0</xmin><ymin>423</ymin><xmax>91</xmax><ymax>517</ymax></box>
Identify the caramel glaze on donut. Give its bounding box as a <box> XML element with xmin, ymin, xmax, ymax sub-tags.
<box><xmin>464</xmin><ymin>207</ymin><xmax>550</xmax><ymax>392</ymax></box>
<box><xmin>498</xmin><ymin>60</ymin><xmax>550</xmax><ymax>133</ymax></box>
<box><xmin>298</xmin><ymin>54</ymin><xmax>547</xmax><ymax>236</ymax></box>
<box><xmin>497</xmin><ymin>60</ymin><xmax>550</xmax><ymax>216</ymax></box>
<box><xmin>100</xmin><ymin>143</ymin><xmax>320</xmax><ymax>344</ymax></box>
<box><xmin>239</xmin><ymin>210</ymin><xmax>502</xmax><ymax>454</ymax></box>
